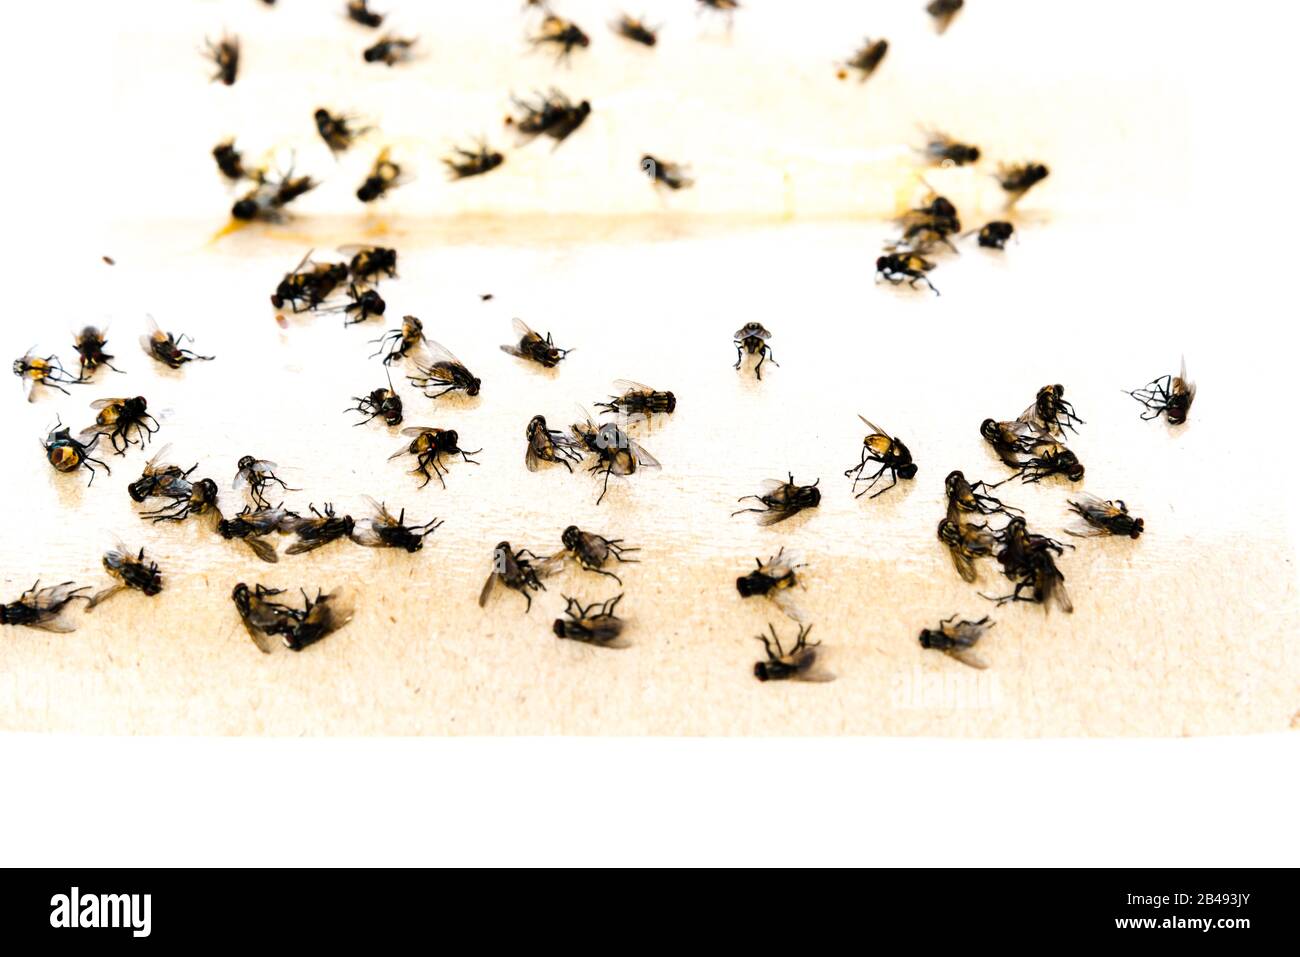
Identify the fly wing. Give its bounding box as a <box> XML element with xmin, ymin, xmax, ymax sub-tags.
<box><xmin>524</xmin><ymin>441</ymin><xmax>542</xmax><ymax>472</ymax></box>
<box><xmin>478</xmin><ymin>570</ymin><xmax>499</xmax><ymax>607</ymax></box>
<box><xmin>770</xmin><ymin>589</ymin><xmax>808</xmax><ymax>623</ymax></box>
<box><xmin>947</xmin><ymin>647</ymin><xmax>989</xmax><ymax>670</ymax></box>
<box><xmin>415</xmin><ymin>338</ymin><xmax>467</xmax><ymax>370</ymax></box>
<box><xmin>627</xmin><ymin>437</ymin><xmax>660</xmax><ymax>470</ymax></box>
<box><xmin>243</xmin><ymin>536</ymin><xmax>279</xmax><ymax>563</ymax></box>
<box><xmin>791</xmin><ymin>648</ymin><xmax>835</xmax><ymax>683</ymax></box>
<box><xmin>948</xmin><ymin>546</ymin><xmax>977</xmax><ymax>583</ymax></box>
<box><xmin>612</xmin><ymin>379</ymin><xmax>654</xmax><ymax>395</ymax></box>
<box><xmin>757</xmin><ymin>508</ymin><xmax>799</xmax><ymax>527</ymax></box>
<box><xmin>1052</xmin><ymin>578</ymin><xmax>1073</xmax><ymax>614</ymax></box>
<box><xmin>511</xmin><ymin>317</ymin><xmax>537</xmax><ymax>341</ymax></box>
<box><xmin>349</xmin><ymin>517</ymin><xmax>385</xmax><ymax>547</ymax></box>
<box><xmin>84</xmin><ymin>583</ymin><xmax>125</xmax><ymax>612</ymax></box>
<box><xmin>500</xmin><ymin>342</ymin><xmax>528</xmax><ymax>360</ymax></box>
<box><xmin>857</xmin><ymin>414</ymin><xmax>887</xmax><ymax>436</ymax></box>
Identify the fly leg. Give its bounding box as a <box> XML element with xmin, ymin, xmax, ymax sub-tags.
<box><xmin>868</xmin><ymin>467</ymin><xmax>899</xmax><ymax>499</ymax></box>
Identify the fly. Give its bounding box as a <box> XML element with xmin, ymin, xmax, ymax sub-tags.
<box><xmin>570</xmin><ymin>413</ymin><xmax>661</xmax><ymax>505</ymax></box>
<box><xmin>732</xmin><ymin>322</ymin><xmax>777</xmax><ymax>380</ymax></box>
<box><xmin>0</xmin><ymin>581</ymin><xmax>89</xmax><ymax>633</ymax></box>
<box><xmin>557</xmin><ymin>525</ymin><xmax>640</xmax><ymax>584</ymax></box>
<box><xmin>918</xmin><ymin>615</ymin><xmax>992</xmax><ymax>670</ymax></box>
<box><xmin>736</xmin><ymin>547</ymin><xmax>807</xmax><ymax>622</ymax></box>
<box><xmin>140</xmin><ymin>316</ymin><xmax>214</xmax><ymax>368</ymax></box>
<box><xmin>370</xmin><ymin>314</ymin><xmax>426</xmax><ymax>364</ymax></box>
<box><xmin>86</xmin><ymin>547</ymin><xmax>163</xmax><ymax>609</ymax></box>
<box><xmin>43</xmin><ymin>421</ymin><xmax>110</xmax><ymax>485</ymax></box>
<box><xmin>524</xmin><ymin>414</ymin><xmax>583</xmax><ymax>472</ymax></box>
<box><xmin>350</xmin><ymin>497</ymin><xmax>442</xmax><ymax>552</ymax></box>
<box><xmin>1066</xmin><ymin>493</ymin><xmax>1144</xmax><ymax>539</ymax></box>
<box><xmin>1128</xmin><ymin>358</ymin><xmax>1195</xmax><ymax>425</ymax></box>
<box><xmin>479</xmin><ymin>541</ymin><xmax>560</xmax><ymax>613</ymax></box>
<box><xmin>407</xmin><ymin>340</ymin><xmax>481</xmax><ymax>399</ymax></box>
<box><xmin>73</xmin><ymin>326</ymin><xmax>124</xmax><ymax>378</ymax></box>
<box><xmin>753</xmin><ymin>623</ymin><xmax>831</xmax><ymax>682</ymax></box>
<box><xmin>553</xmin><ymin>595</ymin><xmax>627</xmax><ymax>647</ymax></box>
<box><xmin>390</xmin><ymin>426</ymin><xmax>480</xmax><ymax>488</ymax></box>
<box><xmin>845</xmin><ymin>415</ymin><xmax>918</xmax><ymax>499</ymax></box>
<box><xmin>732</xmin><ymin>473</ymin><xmax>821</xmax><ymax>525</ymax></box>
<box><xmin>501</xmin><ymin>318</ymin><xmax>571</xmax><ymax>368</ymax></box>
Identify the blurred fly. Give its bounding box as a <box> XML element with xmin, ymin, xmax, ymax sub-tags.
<box><xmin>315</xmin><ymin>108</ymin><xmax>370</xmax><ymax>155</ymax></box>
<box><xmin>996</xmin><ymin>162</ymin><xmax>1049</xmax><ymax>205</ymax></box>
<box><xmin>611</xmin><ymin>14</ymin><xmax>657</xmax><ymax>46</ymax></box>
<box><xmin>73</xmin><ymin>326</ymin><xmax>123</xmax><ymax>378</ymax></box>
<box><xmin>204</xmin><ymin>34</ymin><xmax>239</xmax><ymax>85</ymax></box>
<box><xmin>837</xmin><ymin>38</ymin><xmax>887</xmax><ymax>82</ymax></box>
<box><xmin>919</xmin><ymin>129</ymin><xmax>980</xmax><ymax>167</ymax></box>
<box><xmin>507</xmin><ymin>89</ymin><xmax>591</xmax><ymax>146</ymax></box>
<box><xmin>345</xmin><ymin>245</ymin><xmax>398</xmax><ymax>283</ymax></box>
<box><xmin>927</xmin><ymin>0</ymin><xmax>963</xmax><ymax>34</ymax></box>
<box><xmin>356</xmin><ymin>148</ymin><xmax>404</xmax><ymax>202</ymax></box>
<box><xmin>443</xmin><ymin>141</ymin><xmax>504</xmax><ymax>180</ymax></box>
<box><xmin>363</xmin><ymin>34</ymin><xmax>417</xmax><ymax>66</ymax></box>
<box><xmin>346</xmin><ymin>0</ymin><xmax>384</xmax><ymax>29</ymax></box>
<box><xmin>213</xmin><ymin>139</ymin><xmax>246</xmax><ymax>181</ymax></box>
<box><xmin>974</xmin><ymin>221</ymin><xmax>1014</xmax><ymax>249</ymax></box>
<box><xmin>876</xmin><ymin>252</ymin><xmax>939</xmax><ymax>295</ymax></box>
<box><xmin>641</xmin><ymin>155</ymin><xmax>693</xmax><ymax>190</ymax></box>
<box><xmin>531</xmin><ymin>14</ymin><xmax>590</xmax><ymax>62</ymax></box>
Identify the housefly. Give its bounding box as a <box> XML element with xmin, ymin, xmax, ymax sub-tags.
<box><xmin>86</xmin><ymin>547</ymin><xmax>163</xmax><ymax>609</ymax></box>
<box><xmin>356</xmin><ymin>148</ymin><xmax>404</xmax><ymax>202</ymax></box>
<box><xmin>595</xmin><ymin>380</ymin><xmax>676</xmax><ymax>427</ymax></box>
<box><xmin>350</xmin><ymin>498</ymin><xmax>442</xmax><ymax>552</ymax></box>
<box><xmin>390</xmin><ymin>427</ymin><xmax>480</xmax><ymax>488</ymax></box>
<box><xmin>553</xmin><ymin>595</ymin><xmax>627</xmax><ymax>647</ymax></box>
<box><xmin>363</xmin><ymin>34</ymin><xmax>417</xmax><ymax>66</ymax></box>
<box><xmin>697</xmin><ymin>0</ymin><xmax>740</xmax><ymax>24</ymax></box>
<box><xmin>557</xmin><ymin>525</ymin><xmax>640</xmax><ymax>584</ymax></box>
<box><xmin>507</xmin><ymin>89</ymin><xmax>591</xmax><ymax>145</ymax></box>
<box><xmin>81</xmin><ymin>396</ymin><xmax>158</xmax><ymax>454</ymax></box>
<box><xmin>346</xmin><ymin>0</ymin><xmax>384</xmax><ymax>29</ymax></box>
<box><xmin>927</xmin><ymin>0</ymin><xmax>963</xmax><ymax>34</ymax></box>
<box><xmin>501</xmin><ymin>318</ymin><xmax>571</xmax><ymax>368</ymax></box>
<box><xmin>443</xmin><ymin>141</ymin><xmax>505</xmax><ymax>180</ymax></box>
<box><xmin>280</xmin><ymin>589</ymin><xmax>355</xmax><ymax>651</ymax></box>
<box><xmin>479</xmin><ymin>541</ymin><xmax>560</xmax><ymax>613</ymax></box>
<box><xmin>13</xmin><ymin>350</ymin><xmax>81</xmax><ymax>399</ymax></box>
<box><xmin>876</xmin><ymin>252</ymin><xmax>939</xmax><ymax>295</ymax></box>
<box><xmin>141</xmin><ymin>317</ymin><xmax>213</xmax><ymax>368</ymax></box>
<box><xmin>944</xmin><ymin>469</ymin><xmax>1017</xmax><ymax>518</ymax></box>
<box><xmin>1128</xmin><ymin>359</ymin><xmax>1195</xmax><ymax>425</ymax></box>
<box><xmin>937</xmin><ymin>516</ymin><xmax>999</xmax><ymax>583</ymax></box>
<box><xmin>919</xmin><ymin>129</ymin><xmax>980</xmax><ymax>167</ymax></box>
<box><xmin>611</xmin><ymin>14</ymin><xmax>657</xmax><ymax>46</ymax></box>
<box><xmin>986</xmin><ymin>517</ymin><xmax>1073</xmax><ymax>613</ymax></box>
<box><xmin>980</xmin><ymin>417</ymin><xmax>1032</xmax><ymax>469</ymax></box>
<box><xmin>837</xmin><ymin>38</ymin><xmax>887</xmax><ymax>82</ymax></box>
<box><xmin>218</xmin><ymin>505</ymin><xmax>300</xmax><ymax>563</ymax></box>
<box><xmin>234</xmin><ymin>455</ymin><xmax>297</xmax><ymax>508</ymax></box>
<box><xmin>128</xmin><ymin>446</ymin><xmax>194</xmax><ymax>502</ymax></box>
<box><xmin>271</xmin><ymin>250</ymin><xmax>349</xmax><ymax>312</ymax></box>
<box><xmin>370</xmin><ymin>315</ymin><xmax>426</xmax><ymax>364</ymax></box>
<box><xmin>918</xmin><ymin>615</ymin><xmax>992</xmax><ymax>670</ymax></box>
<box><xmin>641</xmin><ymin>155</ymin><xmax>693</xmax><ymax>190</ymax></box>
<box><xmin>733</xmin><ymin>322</ymin><xmax>777</xmax><ymax>379</ymax></box>
<box><xmin>348</xmin><ymin>378</ymin><xmax>404</xmax><ymax>427</ymax></box>
<box><xmin>996</xmin><ymin>162</ymin><xmax>1049</xmax><ymax>205</ymax></box>
<box><xmin>407</xmin><ymin>340</ymin><xmax>481</xmax><ymax>399</ymax></box>
<box><xmin>43</xmin><ymin>421</ymin><xmax>109</xmax><ymax>485</ymax></box>
<box><xmin>1066</xmin><ymin>493</ymin><xmax>1144</xmax><ymax>539</ymax></box>
<box><xmin>204</xmin><ymin>34</ymin><xmax>239</xmax><ymax>85</ymax></box>
<box><xmin>1019</xmin><ymin>384</ymin><xmax>1083</xmax><ymax>436</ymax></box>
<box><xmin>736</xmin><ymin>548</ymin><xmax>807</xmax><ymax>622</ymax></box>
<box><xmin>334</xmin><ymin>283</ymin><xmax>386</xmax><ymax>324</ymax></box>
<box><xmin>570</xmin><ymin>413</ymin><xmax>661</xmax><ymax>505</ymax></box>
<box><xmin>0</xmin><ymin>581</ymin><xmax>89</xmax><ymax>633</ymax></box>
<box><xmin>231</xmin><ymin>583</ymin><xmax>298</xmax><ymax>653</ymax></box>
<box><xmin>213</xmin><ymin>139</ymin><xmax>246</xmax><ymax>181</ymax></box>
<box><xmin>1007</xmin><ymin>434</ymin><xmax>1085</xmax><ymax>484</ymax></box>
<box><xmin>974</xmin><ymin>221</ymin><xmax>1014</xmax><ymax>249</ymax></box>
<box><xmin>525</xmin><ymin>414</ymin><xmax>583</xmax><ymax>472</ymax></box>
<box><xmin>531</xmin><ymin>14</ymin><xmax>590</xmax><ymax>62</ymax></box>
<box><xmin>140</xmin><ymin>476</ymin><xmax>221</xmax><ymax>525</ymax></box>
<box><xmin>732</xmin><ymin>473</ymin><xmax>821</xmax><ymax>525</ymax></box>
<box><xmin>231</xmin><ymin>166</ymin><xmax>319</xmax><ymax>222</ymax></box>
<box><xmin>284</xmin><ymin>503</ymin><xmax>355</xmax><ymax>555</ymax></box>
<box><xmin>753</xmin><ymin>623</ymin><xmax>831</xmax><ymax>682</ymax></box>
<box><xmin>345</xmin><ymin>245</ymin><xmax>398</xmax><ymax>283</ymax></box>
<box><xmin>315</xmin><ymin>108</ymin><xmax>370</xmax><ymax>155</ymax></box>
<box><xmin>845</xmin><ymin>416</ymin><xmax>918</xmax><ymax>499</ymax></box>
<box><xmin>73</xmin><ymin>326</ymin><xmax>123</xmax><ymax>378</ymax></box>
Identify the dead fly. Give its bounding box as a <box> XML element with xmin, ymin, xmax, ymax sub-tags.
<box><xmin>611</xmin><ymin>14</ymin><xmax>657</xmax><ymax>46</ymax></box>
<box><xmin>980</xmin><ymin>417</ymin><xmax>1033</xmax><ymax>469</ymax></box>
<box><xmin>697</xmin><ymin>0</ymin><xmax>740</xmax><ymax>24</ymax></box>
<box><xmin>348</xmin><ymin>378</ymin><xmax>404</xmax><ymax>427</ymax></box>
<box><xmin>408</xmin><ymin>340</ymin><xmax>481</xmax><ymax>399</ymax></box>
<box><xmin>974</xmin><ymin>221</ymin><xmax>1014</xmax><ymax>249</ymax></box>
<box><xmin>918</xmin><ymin>615</ymin><xmax>992</xmax><ymax>670</ymax></box>
<box><xmin>356</xmin><ymin>147</ymin><xmax>405</xmax><ymax>202</ymax></box>
<box><xmin>553</xmin><ymin>595</ymin><xmax>627</xmax><ymax>647</ymax></box>
<box><xmin>845</xmin><ymin>416</ymin><xmax>918</xmax><ymax>499</ymax></box>
<box><xmin>350</xmin><ymin>497</ymin><xmax>442</xmax><ymax>552</ymax></box>
<box><xmin>641</xmin><ymin>155</ymin><xmax>693</xmax><ymax>190</ymax></box>
<box><xmin>329</xmin><ymin>283</ymin><xmax>385</xmax><ymax>325</ymax></box>
<box><xmin>944</xmin><ymin>469</ymin><xmax>1017</xmax><ymax>519</ymax></box>
<box><xmin>595</xmin><ymin>380</ymin><xmax>677</xmax><ymax>424</ymax></box>
<box><xmin>231</xmin><ymin>167</ymin><xmax>319</xmax><ymax>222</ymax></box>
<box><xmin>345</xmin><ymin>245</ymin><xmax>398</xmax><ymax>283</ymax></box>
<box><xmin>927</xmin><ymin>0</ymin><xmax>963</xmax><ymax>34</ymax></box>
<box><xmin>525</xmin><ymin>414</ymin><xmax>583</xmax><ymax>472</ymax></box>
<box><xmin>1129</xmin><ymin>359</ymin><xmax>1195</xmax><ymax>425</ymax></box>
<box><xmin>736</xmin><ymin>547</ymin><xmax>807</xmax><ymax>622</ymax></box>
<box><xmin>443</xmin><ymin>141</ymin><xmax>504</xmax><ymax>180</ymax></box>
<box><xmin>231</xmin><ymin>583</ymin><xmax>298</xmax><ymax>652</ymax></box>
<box><xmin>233</xmin><ymin>455</ymin><xmax>297</xmax><ymax>508</ymax></box>
<box><xmin>558</xmin><ymin>525</ymin><xmax>640</xmax><ymax>584</ymax></box>
<box><xmin>0</xmin><ymin>581</ymin><xmax>89</xmax><ymax>633</ymax></box>
<box><xmin>986</xmin><ymin>517</ymin><xmax>1073</xmax><ymax>613</ymax></box>
<box><xmin>996</xmin><ymin>162</ymin><xmax>1050</xmax><ymax>205</ymax></box>
<box><xmin>218</xmin><ymin>505</ymin><xmax>300</xmax><ymax>563</ymax></box>
<box><xmin>937</xmin><ymin>516</ymin><xmax>999</xmax><ymax>583</ymax></box>
<box><xmin>73</xmin><ymin>326</ymin><xmax>123</xmax><ymax>378</ymax></box>
<box><xmin>81</xmin><ymin>396</ymin><xmax>158</xmax><ymax>454</ymax></box>
<box><xmin>919</xmin><ymin>129</ymin><xmax>980</xmax><ymax>167</ymax></box>
<box><xmin>13</xmin><ymin>350</ymin><xmax>81</xmax><ymax>399</ymax></box>
<box><xmin>204</xmin><ymin>34</ymin><xmax>239</xmax><ymax>86</ymax></box>
<box><xmin>732</xmin><ymin>473</ymin><xmax>821</xmax><ymax>526</ymax></box>
<box><xmin>140</xmin><ymin>477</ymin><xmax>220</xmax><ymax>525</ymax></box>
<box><xmin>363</xmin><ymin>34</ymin><xmax>417</xmax><ymax>66</ymax></box>
<box><xmin>1066</xmin><ymin>492</ymin><xmax>1144</xmax><ymax>539</ymax></box>
<box><xmin>876</xmin><ymin>252</ymin><xmax>939</xmax><ymax>295</ymax></box>
<box><xmin>891</xmin><ymin>192</ymin><xmax>961</xmax><ymax>253</ymax></box>
<box><xmin>501</xmin><ymin>318</ymin><xmax>571</xmax><ymax>368</ymax></box>
<box><xmin>86</xmin><ymin>547</ymin><xmax>163</xmax><ymax>609</ymax></box>
<box><xmin>732</xmin><ymin>322</ymin><xmax>777</xmax><ymax>379</ymax></box>
<box><xmin>43</xmin><ymin>421</ymin><xmax>109</xmax><ymax>485</ymax></box>
<box><xmin>282</xmin><ymin>589</ymin><xmax>354</xmax><ymax>651</ymax></box>
<box><xmin>371</xmin><ymin>314</ymin><xmax>426</xmax><ymax>364</ymax></box>
<box><xmin>390</xmin><ymin>426</ymin><xmax>480</xmax><ymax>488</ymax></box>
<box><xmin>531</xmin><ymin>14</ymin><xmax>590</xmax><ymax>62</ymax></box>
<box><xmin>140</xmin><ymin>317</ymin><xmax>213</xmax><ymax>368</ymax></box>
<box><xmin>753</xmin><ymin>623</ymin><xmax>831</xmax><ymax>683</ymax></box>
<box><xmin>837</xmin><ymin>38</ymin><xmax>888</xmax><ymax>82</ymax></box>
<box><xmin>315</xmin><ymin>108</ymin><xmax>370</xmax><ymax>155</ymax></box>
<box><xmin>346</xmin><ymin>0</ymin><xmax>384</xmax><ymax>29</ymax></box>
<box><xmin>570</xmin><ymin>413</ymin><xmax>661</xmax><ymax>505</ymax></box>
<box><xmin>479</xmin><ymin>541</ymin><xmax>559</xmax><ymax>613</ymax></box>
<box><xmin>1019</xmin><ymin>383</ymin><xmax>1083</xmax><ymax>436</ymax></box>
<box><xmin>507</xmin><ymin>89</ymin><xmax>591</xmax><ymax>146</ymax></box>
<box><xmin>128</xmin><ymin>446</ymin><xmax>194</xmax><ymax>502</ymax></box>
<box><xmin>271</xmin><ymin>251</ymin><xmax>349</xmax><ymax>312</ymax></box>
<box><xmin>284</xmin><ymin>502</ymin><xmax>355</xmax><ymax>555</ymax></box>
<box><xmin>1006</xmin><ymin>434</ymin><xmax>1085</xmax><ymax>484</ymax></box>
<box><xmin>213</xmin><ymin>139</ymin><xmax>246</xmax><ymax>181</ymax></box>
